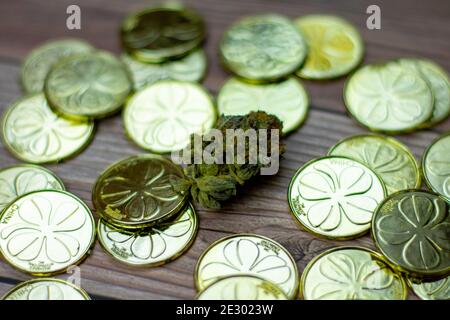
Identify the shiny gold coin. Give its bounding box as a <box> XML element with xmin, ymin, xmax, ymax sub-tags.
<box><xmin>344</xmin><ymin>63</ymin><xmax>434</xmax><ymax>133</ymax></box>
<box><xmin>3</xmin><ymin>278</ymin><xmax>90</xmax><ymax>300</ymax></box>
<box><xmin>21</xmin><ymin>39</ymin><xmax>93</xmax><ymax>94</ymax></box>
<box><xmin>196</xmin><ymin>275</ymin><xmax>288</xmax><ymax>300</ymax></box>
<box><xmin>195</xmin><ymin>233</ymin><xmax>299</xmax><ymax>299</ymax></box>
<box><xmin>45</xmin><ymin>51</ymin><xmax>132</xmax><ymax>120</ymax></box>
<box><xmin>97</xmin><ymin>203</ymin><xmax>198</xmax><ymax>266</ymax></box>
<box><xmin>121</xmin><ymin>49</ymin><xmax>207</xmax><ymax>90</ymax></box>
<box><xmin>0</xmin><ymin>190</ymin><xmax>95</xmax><ymax>276</ymax></box>
<box><xmin>288</xmin><ymin>156</ymin><xmax>386</xmax><ymax>240</ymax></box>
<box><xmin>300</xmin><ymin>247</ymin><xmax>407</xmax><ymax>300</ymax></box>
<box><xmin>123</xmin><ymin>80</ymin><xmax>216</xmax><ymax>153</ymax></box>
<box><xmin>0</xmin><ymin>164</ymin><xmax>65</xmax><ymax>212</ymax></box>
<box><xmin>1</xmin><ymin>94</ymin><xmax>94</xmax><ymax>164</ymax></box>
<box><xmin>294</xmin><ymin>15</ymin><xmax>364</xmax><ymax>79</ymax></box>
<box><xmin>408</xmin><ymin>276</ymin><xmax>450</xmax><ymax>300</ymax></box>
<box><xmin>422</xmin><ymin>132</ymin><xmax>450</xmax><ymax>202</ymax></box>
<box><xmin>217</xmin><ymin>77</ymin><xmax>309</xmax><ymax>135</ymax></box>
<box><xmin>92</xmin><ymin>154</ymin><xmax>187</xmax><ymax>229</ymax></box>
<box><xmin>220</xmin><ymin>14</ymin><xmax>307</xmax><ymax>82</ymax></box>
<box><xmin>120</xmin><ymin>6</ymin><xmax>205</xmax><ymax>63</ymax></box>
<box><xmin>328</xmin><ymin>134</ymin><xmax>421</xmax><ymax>195</ymax></box>
<box><xmin>372</xmin><ymin>190</ymin><xmax>450</xmax><ymax>279</ymax></box>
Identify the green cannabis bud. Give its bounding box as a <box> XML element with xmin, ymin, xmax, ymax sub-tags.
<box><xmin>172</xmin><ymin>111</ymin><xmax>284</xmax><ymax>209</ymax></box>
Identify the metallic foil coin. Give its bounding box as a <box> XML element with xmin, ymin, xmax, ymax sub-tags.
<box><xmin>408</xmin><ymin>276</ymin><xmax>450</xmax><ymax>300</ymax></box>
<box><xmin>0</xmin><ymin>164</ymin><xmax>65</xmax><ymax>212</ymax></box>
<box><xmin>328</xmin><ymin>134</ymin><xmax>421</xmax><ymax>195</ymax></box>
<box><xmin>294</xmin><ymin>15</ymin><xmax>364</xmax><ymax>79</ymax></box>
<box><xmin>398</xmin><ymin>59</ymin><xmax>450</xmax><ymax>127</ymax></box>
<box><xmin>0</xmin><ymin>190</ymin><xmax>95</xmax><ymax>276</ymax></box>
<box><xmin>3</xmin><ymin>278</ymin><xmax>90</xmax><ymax>300</ymax></box>
<box><xmin>220</xmin><ymin>14</ymin><xmax>307</xmax><ymax>82</ymax></box>
<box><xmin>120</xmin><ymin>6</ymin><xmax>205</xmax><ymax>63</ymax></box>
<box><xmin>121</xmin><ymin>49</ymin><xmax>207</xmax><ymax>90</ymax></box>
<box><xmin>422</xmin><ymin>133</ymin><xmax>450</xmax><ymax>201</ymax></box>
<box><xmin>217</xmin><ymin>77</ymin><xmax>309</xmax><ymax>135</ymax></box>
<box><xmin>300</xmin><ymin>247</ymin><xmax>407</xmax><ymax>300</ymax></box>
<box><xmin>92</xmin><ymin>154</ymin><xmax>187</xmax><ymax>229</ymax></box>
<box><xmin>1</xmin><ymin>94</ymin><xmax>94</xmax><ymax>164</ymax></box>
<box><xmin>195</xmin><ymin>234</ymin><xmax>299</xmax><ymax>299</ymax></box>
<box><xmin>196</xmin><ymin>275</ymin><xmax>288</xmax><ymax>300</ymax></box>
<box><xmin>288</xmin><ymin>156</ymin><xmax>386</xmax><ymax>239</ymax></box>
<box><xmin>344</xmin><ymin>63</ymin><xmax>434</xmax><ymax>133</ymax></box>
<box><xmin>45</xmin><ymin>51</ymin><xmax>132</xmax><ymax>120</ymax></box>
<box><xmin>372</xmin><ymin>190</ymin><xmax>450</xmax><ymax>278</ymax></box>
<box><xmin>123</xmin><ymin>80</ymin><xmax>216</xmax><ymax>153</ymax></box>
<box><xmin>97</xmin><ymin>202</ymin><xmax>198</xmax><ymax>266</ymax></box>
<box><xmin>21</xmin><ymin>39</ymin><xmax>93</xmax><ymax>94</ymax></box>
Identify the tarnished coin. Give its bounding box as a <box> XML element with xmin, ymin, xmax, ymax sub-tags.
<box><xmin>121</xmin><ymin>49</ymin><xmax>207</xmax><ymax>90</ymax></box>
<box><xmin>123</xmin><ymin>80</ymin><xmax>216</xmax><ymax>153</ymax></box>
<box><xmin>300</xmin><ymin>247</ymin><xmax>407</xmax><ymax>300</ymax></box>
<box><xmin>195</xmin><ymin>234</ymin><xmax>299</xmax><ymax>299</ymax></box>
<box><xmin>3</xmin><ymin>278</ymin><xmax>90</xmax><ymax>300</ymax></box>
<box><xmin>196</xmin><ymin>275</ymin><xmax>288</xmax><ymax>300</ymax></box>
<box><xmin>288</xmin><ymin>156</ymin><xmax>386</xmax><ymax>239</ymax></box>
<box><xmin>397</xmin><ymin>59</ymin><xmax>450</xmax><ymax>127</ymax></box>
<box><xmin>0</xmin><ymin>190</ymin><xmax>95</xmax><ymax>276</ymax></box>
<box><xmin>120</xmin><ymin>6</ymin><xmax>205</xmax><ymax>63</ymax></box>
<box><xmin>45</xmin><ymin>51</ymin><xmax>132</xmax><ymax>120</ymax></box>
<box><xmin>294</xmin><ymin>15</ymin><xmax>364</xmax><ymax>79</ymax></box>
<box><xmin>0</xmin><ymin>164</ymin><xmax>65</xmax><ymax>212</ymax></box>
<box><xmin>328</xmin><ymin>134</ymin><xmax>421</xmax><ymax>195</ymax></box>
<box><xmin>217</xmin><ymin>77</ymin><xmax>309</xmax><ymax>135</ymax></box>
<box><xmin>344</xmin><ymin>63</ymin><xmax>434</xmax><ymax>133</ymax></box>
<box><xmin>408</xmin><ymin>276</ymin><xmax>450</xmax><ymax>300</ymax></box>
<box><xmin>422</xmin><ymin>133</ymin><xmax>450</xmax><ymax>201</ymax></box>
<box><xmin>92</xmin><ymin>154</ymin><xmax>187</xmax><ymax>229</ymax></box>
<box><xmin>220</xmin><ymin>14</ymin><xmax>307</xmax><ymax>82</ymax></box>
<box><xmin>97</xmin><ymin>203</ymin><xmax>198</xmax><ymax>266</ymax></box>
<box><xmin>372</xmin><ymin>190</ymin><xmax>450</xmax><ymax>278</ymax></box>
<box><xmin>21</xmin><ymin>39</ymin><xmax>93</xmax><ymax>94</ymax></box>
<box><xmin>1</xmin><ymin>94</ymin><xmax>94</xmax><ymax>164</ymax></box>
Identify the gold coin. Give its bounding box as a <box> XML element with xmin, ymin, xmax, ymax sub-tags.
<box><xmin>408</xmin><ymin>276</ymin><xmax>450</xmax><ymax>300</ymax></box>
<box><xmin>1</xmin><ymin>94</ymin><xmax>94</xmax><ymax>164</ymax></box>
<box><xmin>217</xmin><ymin>77</ymin><xmax>309</xmax><ymax>135</ymax></box>
<box><xmin>92</xmin><ymin>154</ymin><xmax>187</xmax><ymax>229</ymax></box>
<box><xmin>288</xmin><ymin>156</ymin><xmax>387</xmax><ymax>240</ymax></box>
<box><xmin>0</xmin><ymin>164</ymin><xmax>65</xmax><ymax>212</ymax></box>
<box><xmin>97</xmin><ymin>203</ymin><xmax>198</xmax><ymax>266</ymax></box>
<box><xmin>45</xmin><ymin>51</ymin><xmax>132</xmax><ymax>120</ymax></box>
<box><xmin>300</xmin><ymin>247</ymin><xmax>407</xmax><ymax>300</ymax></box>
<box><xmin>0</xmin><ymin>190</ymin><xmax>95</xmax><ymax>276</ymax></box>
<box><xmin>196</xmin><ymin>275</ymin><xmax>288</xmax><ymax>300</ymax></box>
<box><xmin>3</xmin><ymin>278</ymin><xmax>90</xmax><ymax>300</ymax></box>
<box><xmin>123</xmin><ymin>80</ymin><xmax>216</xmax><ymax>153</ymax></box>
<box><xmin>195</xmin><ymin>233</ymin><xmax>299</xmax><ymax>299</ymax></box>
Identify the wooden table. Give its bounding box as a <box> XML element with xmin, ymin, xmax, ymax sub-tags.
<box><xmin>0</xmin><ymin>0</ymin><xmax>448</xmax><ymax>300</ymax></box>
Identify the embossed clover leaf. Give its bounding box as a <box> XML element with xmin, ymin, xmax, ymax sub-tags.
<box><xmin>28</xmin><ymin>284</ymin><xmax>64</xmax><ymax>300</ymax></box>
<box><xmin>428</xmin><ymin>150</ymin><xmax>450</xmax><ymax>197</ymax></box>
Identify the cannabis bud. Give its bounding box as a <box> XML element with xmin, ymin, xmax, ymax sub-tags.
<box><xmin>172</xmin><ymin>111</ymin><xmax>284</xmax><ymax>209</ymax></box>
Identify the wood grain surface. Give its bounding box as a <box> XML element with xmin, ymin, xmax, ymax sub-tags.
<box><xmin>0</xmin><ymin>0</ymin><xmax>449</xmax><ymax>300</ymax></box>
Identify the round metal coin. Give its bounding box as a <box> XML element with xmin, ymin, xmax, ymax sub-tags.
<box><xmin>408</xmin><ymin>276</ymin><xmax>450</xmax><ymax>300</ymax></box>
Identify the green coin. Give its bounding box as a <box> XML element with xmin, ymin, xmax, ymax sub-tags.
<box><xmin>123</xmin><ymin>80</ymin><xmax>216</xmax><ymax>153</ymax></box>
<box><xmin>21</xmin><ymin>39</ymin><xmax>93</xmax><ymax>94</ymax></box>
<box><xmin>328</xmin><ymin>134</ymin><xmax>421</xmax><ymax>195</ymax></box>
<box><xmin>344</xmin><ymin>63</ymin><xmax>434</xmax><ymax>133</ymax></box>
<box><xmin>121</xmin><ymin>49</ymin><xmax>207</xmax><ymax>90</ymax></box>
<box><xmin>1</xmin><ymin>94</ymin><xmax>94</xmax><ymax>164</ymax></box>
<box><xmin>217</xmin><ymin>77</ymin><xmax>309</xmax><ymax>135</ymax></box>
<box><xmin>397</xmin><ymin>59</ymin><xmax>450</xmax><ymax>127</ymax></box>
<box><xmin>408</xmin><ymin>276</ymin><xmax>450</xmax><ymax>300</ymax></box>
<box><xmin>372</xmin><ymin>190</ymin><xmax>450</xmax><ymax>279</ymax></box>
<box><xmin>45</xmin><ymin>51</ymin><xmax>132</xmax><ymax>120</ymax></box>
<box><xmin>294</xmin><ymin>15</ymin><xmax>364</xmax><ymax>79</ymax></box>
<box><xmin>120</xmin><ymin>6</ymin><xmax>205</xmax><ymax>63</ymax></box>
<box><xmin>220</xmin><ymin>14</ymin><xmax>307</xmax><ymax>82</ymax></box>
<box><xmin>422</xmin><ymin>132</ymin><xmax>450</xmax><ymax>201</ymax></box>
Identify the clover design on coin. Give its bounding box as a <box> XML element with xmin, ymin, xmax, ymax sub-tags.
<box><xmin>3</xmin><ymin>279</ymin><xmax>90</xmax><ymax>300</ymax></box>
<box><xmin>409</xmin><ymin>276</ymin><xmax>450</xmax><ymax>300</ymax></box>
<box><xmin>423</xmin><ymin>134</ymin><xmax>450</xmax><ymax>200</ymax></box>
